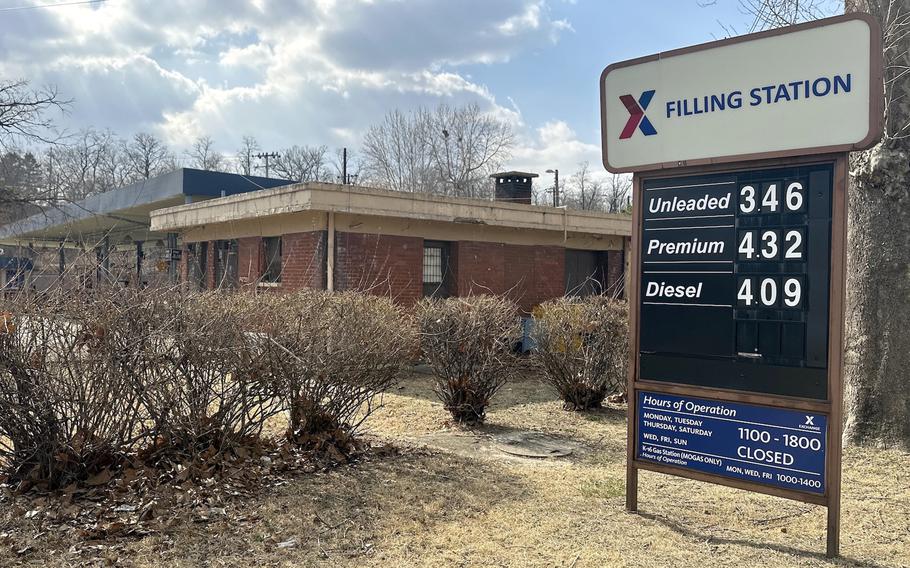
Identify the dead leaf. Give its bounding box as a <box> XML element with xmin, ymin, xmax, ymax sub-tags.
<box><xmin>86</xmin><ymin>469</ymin><xmax>112</xmax><ymax>487</ymax></box>
<box><xmin>139</xmin><ymin>503</ymin><xmax>156</xmax><ymax>522</ymax></box>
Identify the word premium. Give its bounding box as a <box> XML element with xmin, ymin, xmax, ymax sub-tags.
<box><xmin>647</xmin><ymin>237</ymin><xmax>725</xmax><ymax>256</ymax></box>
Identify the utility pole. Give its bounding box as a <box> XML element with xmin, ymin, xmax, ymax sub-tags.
<box><xmin>554</xmin><ymin>169</ymin><xmax>559</xmax><ymax>207</ymax></box>
<box><xmin>546</xmin><ymin>168</ymin><xmax>560</xmax><ymax>207</ymax></box>
<box><xmin>342</xmin><ymin>147</ymin><xmax>348</xmax><ymax>185</ymax></box>
<box><xmin>254</xmin><ymin>152</ymin><xmax>280</xmax><ymax>178</ymax></box>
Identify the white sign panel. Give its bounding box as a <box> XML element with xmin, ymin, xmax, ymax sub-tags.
<box><xmin>600</xmin><ymin>14</ymin><xmax>882</xmax><ymax>172</ymax></box>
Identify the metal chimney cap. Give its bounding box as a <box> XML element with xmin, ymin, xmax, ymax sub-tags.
<box><xmin>490</xmin><ymin>171</ymin><xmax>539</xmax><ymax>179</ymax></box>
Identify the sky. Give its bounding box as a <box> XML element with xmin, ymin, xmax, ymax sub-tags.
<box><xmin>0</xmin><ymin>0</ymin><xmax>764</xmax><ymax>179</ymax></box>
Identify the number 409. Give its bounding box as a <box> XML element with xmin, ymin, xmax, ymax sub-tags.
<box><xmin>737</xmin><ymin>276</ymin><xmax>804</xmax><ymax>308</ymax></box>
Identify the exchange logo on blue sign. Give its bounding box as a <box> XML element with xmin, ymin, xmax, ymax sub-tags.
<box><xmin>636</xmin><ymin>391</ymin><xmax>827</xmax><ymax>495</ymax></box>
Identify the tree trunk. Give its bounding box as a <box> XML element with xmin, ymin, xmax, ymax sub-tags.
<box><xmin>845</xmin><ymin>147</ymin><xmax>910</xmax><ymax>449</ymax></box>
<box><xmin>844</xmin><ymin>0</ymin><xmax>910</xmax><ymax>449</ymax></box>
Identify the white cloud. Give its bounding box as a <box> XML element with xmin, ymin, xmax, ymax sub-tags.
<box><xmin>510</xmin><ymin>120</ymin><xmax>607</xmax><ymax>180</ymax></box>
<box><xmin>1</xmin><ymin>0</ymin><xmax>579</xmax><ymax>166</ymax></box>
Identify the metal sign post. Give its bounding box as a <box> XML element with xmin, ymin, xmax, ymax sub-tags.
<box><xmin>601</xmin><ymin>14</ymin><xmax>883</xmax><ymax>559</ymax></box>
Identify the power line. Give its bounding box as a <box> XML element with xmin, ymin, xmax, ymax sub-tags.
<box><xmin>0</xmin><ymin>0</ymin><xmax>108</xmax><ymax>13</ymax></box>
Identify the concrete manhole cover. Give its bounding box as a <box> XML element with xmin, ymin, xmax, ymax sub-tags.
<box><xmin>492</xmin><ymin>431</ymin><xmax>574</xmax><ymax>458</ymax></box>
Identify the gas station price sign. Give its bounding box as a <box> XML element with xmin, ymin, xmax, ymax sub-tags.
<box><xmin>600</xmin><ymin>13</ymin><xmax>885</xmax><ymax>558</ymax></box>
<box><xmin>638</xmin><ymin>163</ymin><xmax>832</xmax><ymax>400</ymax></box>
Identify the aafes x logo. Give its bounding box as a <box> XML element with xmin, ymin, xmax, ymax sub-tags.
<box><xmin>619</xmin><ymin>90</ymin><xmax>657</xmax><ymax>139</ymax></box>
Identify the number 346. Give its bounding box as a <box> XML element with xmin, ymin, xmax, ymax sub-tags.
<box><xmin>739</xmin><ymin>181</ymin><xmax>805</xmax><ymax>214</ymax></box>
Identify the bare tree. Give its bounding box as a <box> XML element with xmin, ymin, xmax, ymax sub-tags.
<box><xmin>125</xmin><ymin>132</ymin><xmax>172</xmax><ymax>180</ymax></box>
<box><xmin>0</xmin><ymin>79</ymin><xmax>66</xmax><ymax>213</ymax></box>
<box><xmin>565</xmin><ymin>161</ymin><xmax>605</xmax><ymax>211</ymax></box>
<box><xmin>427</xmin><ymin>103</ymin><xmax>514</xmax><ymax>198</ymax></box>
<box><xmin>234</xmin><ymin>135</ymin><xmax>260</xmax><ymax>176</ymax></box>
<box><xmin>604</xmin><ymin>172</ymin><xmax>632</xmax><ymax>213</ymax></box>
<box><xmin>185</xmin><ymin>135</ymin><xmax>224</xmax><ymax>171</ymax></box>
<box><xmin>101</xmin><ymin>137</ymin><xmax>131</xmax><ymax>190</ymax></box>
<box><xmin>362</xmin><ymin>103</ymin><xmax>514</xmax><ymax>196</ymax></box>
<box><xmin>0</xmin><ymin>79</ymin><xmax>67</xmax><ymax>149</ymax></box>
<box><xmin>48</xmin><ymin>128</ymin><xmax>121</xmax><ymax>200</ymax></box>
<box><xmin>562</xmin><ymin>163</ymin><xmax>630</xmax><ymax>213</ymax></box>
<box><xmin>272</xmin><ymin>144</ymin><xmax>330</xmax><ymax>182</ymax></box>
<box><xmin>737</xmin><ymin>0</ymin><xmax>841</xmax><ymax>30</ymax></box>
<box><xmin>362</xmin><ymin>108</ymin><xmax>435</xmax><ymax>193</ymax></box>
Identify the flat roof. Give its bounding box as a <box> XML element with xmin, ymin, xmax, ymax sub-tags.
<box><xmin>0</xmin><ymin>168</ymin><xmax>295</xmax><ymax>244</ymax></box>
<box><xmin>149</xmin><ymin>182</ymin><xmax>632</xmax><ymax>237</ymax></box>
<box><xmin>491</xmin><ymin>171</ymin><xmax>539</xmax><ymax>178</ymax></box>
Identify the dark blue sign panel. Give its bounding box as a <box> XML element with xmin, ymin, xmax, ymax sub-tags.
<box><xmin>637</xmin><ymin>391</ymin><xmax>827</xmax><ymax>495</ymax></box>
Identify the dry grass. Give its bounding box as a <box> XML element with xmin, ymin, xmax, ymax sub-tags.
<box><xmin>1</xmin><ymin>369</ymin><xmax>908</xmax><ymax>567</ymax></box>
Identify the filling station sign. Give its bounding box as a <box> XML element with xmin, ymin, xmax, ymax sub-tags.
<box><xmin>600</xmin><ymin>14</ymin><xmax>881</xmax><ymax>172</ymax></box>
<box><xmin>600</xmin><ymin>13</ymin><xmax>884</xmax><ymax>558</ymax></box>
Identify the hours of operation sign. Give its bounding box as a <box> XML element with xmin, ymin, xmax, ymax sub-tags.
<box><xmin>636</xmin><ymin>391</ymin><xmax>827</xmax><ymax>494</ymax></box>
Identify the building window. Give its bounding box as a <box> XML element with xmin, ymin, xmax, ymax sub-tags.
<box><xmin>565</xmin><ymin>249</ymin><xmax>609</xmax><ymax>297</ymax></box>
<box><xmin>214</xmin><ymin>239</ymin><xmax>238</xmax><ymax>289</ymax></box>
<box><xmin>3</xmin><ymin>269</ymin><xmax>24</xmax><ymax>291</ymax></box>
<box><xmin>423</xmin><ymin>241</ymin><xmax>451</xmax><ymax>298</ymax></box>
<box><xmin>263</xmin><ymin>236</ymin><xmax>282</xmax><ymax>283</ymax></box>
<box><xmin>187</xmin><ymin>242</ymin><xmax>208</xmax><ymax>290</ymax></box>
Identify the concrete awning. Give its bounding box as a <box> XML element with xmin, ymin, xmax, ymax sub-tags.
<box><xmin>150</xmin><ymin>182</ymin><xmax>633</xmax><ymax>238</ymax></box>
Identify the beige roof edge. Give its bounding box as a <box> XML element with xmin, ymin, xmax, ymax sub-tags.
<box><xmin>149</xmin><ymin>182</ymin><xmax>632</xmax><ymax>237</ymax></box>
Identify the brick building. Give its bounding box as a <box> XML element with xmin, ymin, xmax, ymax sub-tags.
<box><xmin>150</xmin><ymin>175</ymin><xmax>632</xmax><ymax>311</ymax></box>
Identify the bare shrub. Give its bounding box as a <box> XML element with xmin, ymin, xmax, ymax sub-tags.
<box><xmin>257</xmin><ymin>290</ymin><xmax>415</xmax><ymax>452</ymax></box>
<box><xmin>0</xmin><ymin>288</ymin><xmax>411</xmax><ymax>485</ymax></box>
<box><xmin>416</xmin><ymin>296</ymin><xmax>519</xmax><ymax>424</ymax></box>
<box><xmin>532</xmin><ymin>296</ymin><xmax>629</xmax><ymax>410</ymax></box>
<box><xmin>0</xmin><ymin>291</ymin><xmax>151</xmax><ymax>489</ymax></box>
<box><xmin>137</xmin><ymin>292</ymin><xmax>282</xmax><ymax>466</ymax></box>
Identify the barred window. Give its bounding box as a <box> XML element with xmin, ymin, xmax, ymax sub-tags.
<box><xmin>422</xmin><ymin>241</ymin><xmax>451</xmax><ymax>298</ymax></box>
<box><xmin>423</xmin><ymin>246</ymin><xmax>442</xmax><ymax>284</ymax></box>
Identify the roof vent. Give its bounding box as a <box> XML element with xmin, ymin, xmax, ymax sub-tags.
<box><xmin>490</xmin><ymin>171</ymin><xmax>538</xmax><ymax>205</ymax></box>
